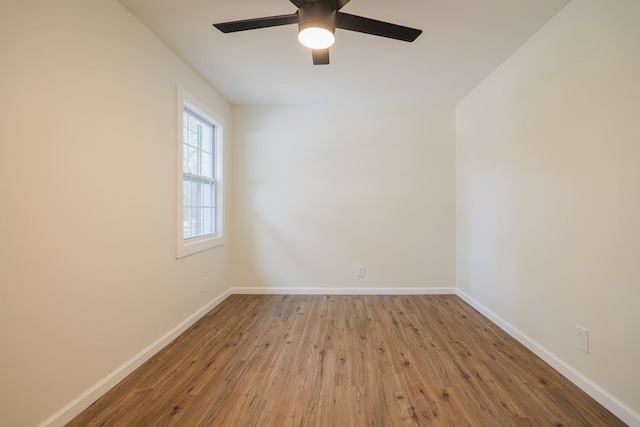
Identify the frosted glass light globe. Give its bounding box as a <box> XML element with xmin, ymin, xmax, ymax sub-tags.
<box><xmin>298</xmin><ymin>27</ymin><xmax>335</xmax><ymax>49</ymax></box>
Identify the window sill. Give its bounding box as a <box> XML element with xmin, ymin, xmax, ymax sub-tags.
<box><xmin>177</xmin><ymin>234</ymin><xmax>224</xmax><ymax>258</ymax></box>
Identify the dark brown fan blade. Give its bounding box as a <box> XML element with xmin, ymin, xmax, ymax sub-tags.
<box><xmin>289</xmin><ymin>0</ymin><xmax>307</xmax><ymax>7</ymax></box>
<box><xmin>336</xmin><ymin>12</ymin><xmax>422</xmax><ymax>42</ymax></box>
<box><xmin>214</xmin><ymin>14</ymin><xmax>298</xmax><ymax>33</ymax></box>
<box><xmin>312</xmin><ymin>48</ymin><xmax>330</xmax><ymax>65</ymax></box>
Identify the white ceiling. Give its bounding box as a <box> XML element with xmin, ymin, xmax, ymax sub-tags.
<box><xmin>119</xmin><ymin>0</ymin><xmax>571</xmax><ymax>105</ymax></box>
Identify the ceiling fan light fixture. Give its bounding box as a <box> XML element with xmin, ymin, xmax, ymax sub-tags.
<box><xmin>298</xmin><ymin>27</ymin><xmax>335</xmax><ymax>49</ymax></box>
<box><xmin>213</xmin><ymin>0</ymin><xmax>423</xmax><ymax>65</ymax></box>
<box><xmin>297</xmin><ymin>2</ymin><xmax>336</xmax><ymax>50</ymax></box>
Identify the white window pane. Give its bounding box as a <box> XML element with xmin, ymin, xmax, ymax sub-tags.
<box><xmin>188</xmin><ymin>115</ymin><xmax>198</xmax><ymax>133</ymax></box>
<box><xmin>183</xmin><ymin>145</ymin><xmax>189</xmax><ymax>173</ymax></box>
<box><xmin>191</xmin><ymin>209</ymin><xmax>197</xmax><ymax>237</ymax></box>
<box><xmin>190</xmin><ymin>207</ymin><xmax>197</xmax><ymax>236</ymax></box>
<box><xmin>193</xmin><ymin>207</ymin><xmax>200</xmax><ymax>235</ymax></box>
<box><xmin>203</xmin><ymin>182</ymin><xmax>212</xmax><ymax>206</ymax></box>
<box><xmin>203</xmin><ymin>207</ymin><xmax>214</xmax><ymax>234</ymax></box>
<box><xmin>192</xmin><ymin>179</ymin><xmax>200</xmax><ymax>207</ymax></box>
<box><xmin>183</xmin><ymin>179</ymin><xmax>191</xmax><ymax>207</ymax></box>
<box><xmin>183</xmin><ymin>208</ymin><xmax>192</xmax><ymax>239</ymax></box>
<box><xmin>187</xmin><ymin>146</ymin><xmax>199</xmax><ymax>175</ymax></box>
<box><xmin>201</xmin><ymin>125</ymin><xmax>213</xmax><ymax>153</ymax></box>
<box><xmin>188</xmin><ymin>130</ymin><xmax>198</xmax><ymax>148</ymax></box>
<box><xmin>198</xmin><ymin>207</ymin><xmax>205</xmax><ymax>235</ymax></box>
<box><xmin>201</xmin><ymin>151</ymin><xmax>213</xmax><ymax>179</ymax></box>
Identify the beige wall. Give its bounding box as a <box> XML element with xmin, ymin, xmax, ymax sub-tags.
<box><xmin>0</xmin><ymin>1</ymin><xmax>232</xmax><ymax>426</ymax></box>
<box><xmin>456</xmin><ymin>0</ymin><xmax>640</xmax><ymax>420</ymax></box>
<box><xmin>231</xmin><ymin>106</ymin><xmax>456</xmax><ymax>290</ymax></box>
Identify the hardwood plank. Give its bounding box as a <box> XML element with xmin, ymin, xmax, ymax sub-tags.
<box><xmin>66</xmin><ymin>295</ymin><xmax>626</xmax><ymax>426</ymax></box>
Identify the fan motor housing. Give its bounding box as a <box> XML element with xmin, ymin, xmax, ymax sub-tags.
<box><xmin>298</xmin><ymin>2</ymin><xmax>337</xmax><ymax>34</ymax></box>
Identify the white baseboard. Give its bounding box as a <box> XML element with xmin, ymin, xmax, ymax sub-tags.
<box><xmin>37</xmin><ymin>289</ymin><xmax>232</xmax><ymax>427</ymax></box>
<box><xmin>230</xmin><ymin>286</ymin><xmax>457</xmax><ymax>295</ymax></box>
<box><xmin>455</xmin><ymin>289</ymin><xmax>640</xmax><ymax>427</ymax></box>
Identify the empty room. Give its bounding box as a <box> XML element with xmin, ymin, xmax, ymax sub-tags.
<box><xmin>1</xmin><ymin>0</ymin><xmax>639</xmax><ymax>426</ymax></box>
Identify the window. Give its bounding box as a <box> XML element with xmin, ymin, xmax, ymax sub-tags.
<box><xmin>177</xmin><ymin>87</ymin><xmax>223</xmax><ymax>258</ymax></box>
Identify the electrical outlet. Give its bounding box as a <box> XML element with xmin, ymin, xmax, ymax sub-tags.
<box><xmin>202</xmin><ymin>277</ymin><xmax>209</xmax><ymax>293</ymax></box>
<box><xmin>576</xmin><ymin>326</ymin><xmax>589</xmax><ymax>353</ymax></box>
<box><xmin>356</xmin><ymin>265</ymin><xmax>366</xmax><ymax>277</ymax></box>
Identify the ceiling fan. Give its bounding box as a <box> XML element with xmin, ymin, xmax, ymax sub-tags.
<box><xmin>213</xmin><ymin>0</ymin><xmax>422</xmax><ymax>65</ymax></box>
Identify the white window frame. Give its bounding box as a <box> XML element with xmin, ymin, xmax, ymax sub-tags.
<box><xmin>176</xmin><ymin>87</ymin><xmax>224</xmax><ymax>258</ymax></box>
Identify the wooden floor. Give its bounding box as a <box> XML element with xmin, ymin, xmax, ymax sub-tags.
<box><xmin>67</xmin><ymin>295</ymin><xmax>625</xmax><ymax>426</ymax></box>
